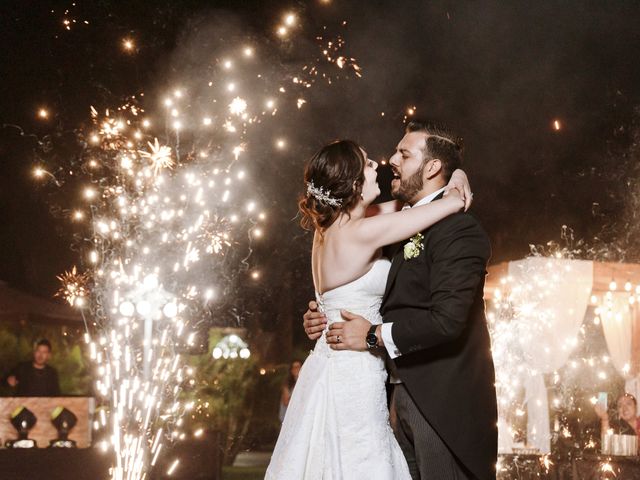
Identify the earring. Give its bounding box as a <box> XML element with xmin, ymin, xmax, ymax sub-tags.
<box><xmin>360</xmin><ymin>193</ymin><xmax>365</xmax><ymax>200</ymax></box>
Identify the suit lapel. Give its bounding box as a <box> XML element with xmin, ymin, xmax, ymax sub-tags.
<box><xmin>382</xmin><ymin>247</ymin><xmax>404</xmax><ymax>304</ymax></box>
<box><xmin>382</xmin><ymin>190</ymin><xmax>445</xmax><ymax>305</ymax></box>
<box><xmin>431</xmin><ymin>190</ymin><xmax>446</xmax><ymax>202</ymax></box>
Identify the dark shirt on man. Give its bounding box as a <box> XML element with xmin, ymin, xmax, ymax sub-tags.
<box><xmin>8</xmin><ymin>361</ymin><xmax>60</xmax><ymax>396</ymax></box>
<box><xmin>608</xmin><ymin>418</ymin><xmax>638</xmax><ymax>436</ymax></box>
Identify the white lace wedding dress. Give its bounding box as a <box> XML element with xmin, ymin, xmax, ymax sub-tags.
<box><xmin>265</xmin><ymin>258</ymin><xmax>411</xmax><ymax>479</ymax></box>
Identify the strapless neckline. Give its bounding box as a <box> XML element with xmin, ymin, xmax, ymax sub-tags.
<box><xmin>316</xmin><ymin>258</ymin><xmax>391</xmax><ymax>297</ymax></box>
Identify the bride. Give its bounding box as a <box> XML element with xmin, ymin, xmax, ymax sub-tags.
<box><xmin>265</xmin><ymin>139</ymin><xmax>469</xmax><ymax>479</ymax></box>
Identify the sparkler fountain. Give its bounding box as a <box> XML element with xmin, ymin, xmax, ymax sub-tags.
<box><xmin>32</xmin><ymin>8</ymin><xmax>362</xmax><ymax>479</ymax></box>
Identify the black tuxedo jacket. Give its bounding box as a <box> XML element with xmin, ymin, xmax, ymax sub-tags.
<box><xmin>381</xmin><ymin>206</ymin><xmax>498</xmax><ymax>480</ymax></box>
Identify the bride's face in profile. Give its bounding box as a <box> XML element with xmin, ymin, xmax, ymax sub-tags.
<box><xmin>360</xmin><ymin>149</ymin><xmax>380</xmax><ymax>205</ymax></box>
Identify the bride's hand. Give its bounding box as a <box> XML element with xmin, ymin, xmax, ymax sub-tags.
<box><xmin>442</xmin><ymin>185</ymin><xmax>465</xmax><ymax>212</ymax></box>
<box><xmin>443</xmin><ymin>169</ymin><xmax>472</xmax><ymax>211</ymax></box>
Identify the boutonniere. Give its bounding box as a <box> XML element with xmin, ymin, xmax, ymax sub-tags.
<box><xmin>403</xmin><ymin>233</ymin><xmax>424</xmax><ymax>260</ymax></box>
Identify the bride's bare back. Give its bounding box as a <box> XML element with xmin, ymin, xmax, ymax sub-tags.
<box><xmin>312</xmin><ymin>221</ymin><xmax>382</xmax><ymax>295</ymax></box>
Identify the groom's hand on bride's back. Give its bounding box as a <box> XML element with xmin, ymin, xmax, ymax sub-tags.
<box><xmin>303</xmin><ymin>301</ymin><xmax>327</xmax><ymax>340</ymax></box>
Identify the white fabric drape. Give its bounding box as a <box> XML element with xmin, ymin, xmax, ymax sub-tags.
<box><xmin>600</xmin><ymin>293</ymin><xmax>633</xmax><ymax>378</ymax></box>
<box><xmin>507</xmin><ymin>258</ymin><xmax>593</xmax><ymax>453</ymax></box>
<box><xmin>626</xmin><ymin>376</ymin><xmax>640</xmax><ymax>403</ymax></box>
<box><xmin>497</xmin><ymin>417</ymin><xmax>514</xmax><ymax>453</ymax></box>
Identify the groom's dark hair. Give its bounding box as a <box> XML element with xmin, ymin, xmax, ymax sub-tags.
<box><xmin>405</xmin><ymin>120</ymin><xmax>463</xmax><ymax>181</ymax></box>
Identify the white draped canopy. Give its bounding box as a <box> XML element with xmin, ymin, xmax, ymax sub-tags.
<box><xmin>488</xmin><ymin>258</ymin><xmax>640</xmax><ymax>454</ymax></box>
<box><xmin>601</xmin><ymin>292</ymin><xmax>633</xmax><ymax>377</ymax></box>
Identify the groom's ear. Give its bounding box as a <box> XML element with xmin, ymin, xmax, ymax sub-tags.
<box><xmin>424</xmin><ymin>158</ymin><xmax>443</xmax><ymax>180</ymax></box>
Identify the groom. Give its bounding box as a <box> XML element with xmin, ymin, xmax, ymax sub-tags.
<box><xmin>303</xmin><ymin>120</ymin><xmax>497</xmax><ymax>480</ymax></box>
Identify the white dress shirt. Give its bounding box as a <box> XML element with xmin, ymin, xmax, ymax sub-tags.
<box><xmin>380</xmin><ymin>187</ymin><xmax>447</xmax><ymax>360</ymax></box>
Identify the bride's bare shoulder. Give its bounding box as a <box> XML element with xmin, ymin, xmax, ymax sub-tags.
<box><xmin>365</xmin><ymin>200</ymin><xmax>403</xmax><ymax>217</ymax></box>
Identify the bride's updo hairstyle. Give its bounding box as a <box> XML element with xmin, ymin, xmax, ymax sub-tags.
<box><xmin>299</xmin><ymin>140</ymin><xmax>366</xmax><ymax>232</ymax></box>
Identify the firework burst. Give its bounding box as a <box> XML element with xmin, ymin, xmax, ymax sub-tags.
<box><xmin>56</xmin><ymin>266</ymin><xmax>90</xmax><ymax>307</ymax></box>
<box><xmin>139</xmin><ymin>138</ymin><xmax>175</xmax><ymax>175</ymax></box>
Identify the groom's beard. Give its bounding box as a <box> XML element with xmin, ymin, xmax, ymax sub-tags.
<box><xmin>392</xmin><ymin>162</ymin><xmax>426</xmax><ymax>205</ymax></box>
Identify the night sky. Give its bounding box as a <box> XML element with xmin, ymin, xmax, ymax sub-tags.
<box><xmin>1</xmin><ymin>0</ymin><xmax>640</xmax><ymax>349</ymax></box>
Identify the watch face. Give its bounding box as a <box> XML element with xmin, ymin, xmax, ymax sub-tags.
<box><xmin>366</xmin><ymin>333</ymin><xmax>377</xmax><ymax>348</ymax></box>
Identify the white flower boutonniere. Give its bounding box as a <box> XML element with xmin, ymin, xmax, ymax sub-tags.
<box><xmin>403</xmin><ymin>233</ymin><xmax>424</xmax><ymax>260</ymax></box>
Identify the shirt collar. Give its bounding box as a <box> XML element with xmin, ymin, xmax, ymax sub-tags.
<box><xmin>407</xmin><ymin>187</ymin><xmax>447</xmax><ymax>209</ymax></box>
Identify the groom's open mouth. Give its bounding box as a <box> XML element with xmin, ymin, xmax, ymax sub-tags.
<box><xmin>391</xmin><ymin>171</ymin><xmax>401</xmax><ymax>187</ymax></box>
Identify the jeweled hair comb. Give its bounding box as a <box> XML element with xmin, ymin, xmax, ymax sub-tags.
<box><xmin>306</xmin><ymin>181</ymin><xmax>342</xmax><ymax>207</ymax></box>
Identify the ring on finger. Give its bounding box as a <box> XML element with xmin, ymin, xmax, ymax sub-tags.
<box><xmin>337</xmin><ymin>335</ymin><xmax>341</xmax><ymax>343</ymax></box>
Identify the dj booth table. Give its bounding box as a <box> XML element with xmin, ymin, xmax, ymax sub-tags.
<box><xmin>0</xmin><ymin>437</ymin><xmax>222</xmax><ymax>480</ymax></box>
<box><xmin>0</xmin><ymin>448</ymin><xmax>111</xmax><ymax>480</ymax></box>
<box><xmin>0</xmin><ymin>397</ymin><xmax>222</xmax><ymax>479</ymax></box>
<box><xmin>0</xmin><ymin>441</ymin><xmax>221</xmax><ymax>480</ymax></box>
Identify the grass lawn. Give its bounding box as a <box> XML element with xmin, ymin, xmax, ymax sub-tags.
<box><xmin>222</xmin><ymin>465</ymin><xmax>267</xmax><ymax>480</ymax></box>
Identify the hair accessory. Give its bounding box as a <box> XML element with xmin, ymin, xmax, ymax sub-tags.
<box><xmin>306</xmin><ymin>181</ymin><xmax>342</xmax><ymax>207</ymax></box>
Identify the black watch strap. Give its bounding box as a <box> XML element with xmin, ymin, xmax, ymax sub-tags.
<box><xmin>366</xmin><ymin>325</ymin><xmax>378</xmax><ymax>349</ymax></box>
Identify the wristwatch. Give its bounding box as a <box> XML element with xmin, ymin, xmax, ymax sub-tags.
<box><xmin>366</xmin><ymin>325</ymin><xmax>378</xmax><ymax>349</ymax></box>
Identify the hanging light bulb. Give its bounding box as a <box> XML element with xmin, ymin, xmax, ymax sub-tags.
<box><xmin>609</xmin><ymin>280</ymin><xmax>617</xmax><ymax>291</ymax></box>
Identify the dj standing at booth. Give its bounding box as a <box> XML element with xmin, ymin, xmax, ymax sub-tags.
<box><xmin>4</xmin><ymin>339</ymin><xmax>60</xmax><ymax>396</ymax></box>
